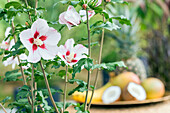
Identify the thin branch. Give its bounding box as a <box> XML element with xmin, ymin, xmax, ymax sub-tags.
<box><xmin>40</xmin><ymin>61</ymin><xmax>59</xmax><ymax>113</ymax></box>
<box><xmin>11</xmin><ymin>22</ymin><xmax>27</xmax><ymax>86</ymax></box>
<box><xmin>87</xmin><ymin>4</ymin><xmax>106</xmax><ymax>110</ymax></box>
<box><xmin>34</xmin><ymin>0</ymin><xmax>38</xmax><ymax>111</ymax></box>
<box><xmin>35</xmin><ymin>0</ymin><xmax>38</xmax><ymax>15</ymax></box>
<box><xmin>84</xmin><ymin>8</ymin><xmax>91</xmax><ymax>111</ymax></box>
<box><xmin>63</xmin><ymin>66</ymin><xmax>68</xmax><ymax>113</ymax></box>
<box><xmin>0</xmin><ymin>103</ymin><xmax>7</xmax><ymax>113</ymax></box>
<box><xmin>10</xmin><ymin>3</ymin><xmax>32</xmax><ymax>105</ymax></box>
<box><xmin>31</xmin><ymin>64</ymin><xmax>34</xmax><ymax>113</ymax></box>
<box><xmin>24</xmin><ymin>0</ymin><xmax>32</xmax><ymax>22</ymax></box>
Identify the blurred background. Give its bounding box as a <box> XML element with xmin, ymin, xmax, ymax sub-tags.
<box><xmin>0</xmin><ymin>0</ymin><xmax>169</xmax><ymax>104</ymax></box>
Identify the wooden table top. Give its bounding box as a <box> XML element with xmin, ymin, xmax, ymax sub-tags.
<box><xmin>67</xmin><ymin>100</ymin><xmax>170</xmax><ymax>113</ymax></box>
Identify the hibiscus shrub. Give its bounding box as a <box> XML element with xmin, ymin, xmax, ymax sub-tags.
<box><xmin>0</xmin><ymin>0</ymin><xmax>130</xmax><ymax>113</ymax></box>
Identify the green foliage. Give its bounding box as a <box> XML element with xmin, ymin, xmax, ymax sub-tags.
<box><xmin>68</xmin><ymin>79</ymin><xmax>87</xmax><ymax>95</ymax></box>
<box><xmin>110</xmin><ymin>0</ymin><xmax>128</xmax><ymax>5</ymax></box>
<box><xmin>93</xmin><ymin>21</ymin><xmax>120</xmax><ymax>31</ymax></box>
<box><xmin>5</xmin><ymin>1</ymin><xmax>22</xmax><ymax>9</ymax></box>
<box><xmin>110</xmin><ymin>16</ymin><xmax>131</xmax><ymax>25</ymax></box>
<box><xmin>92</xmin><ymin>61</ymin><xmax>126</xmax><ymax>70</ymax></box>
<box><xmin>45</xmin><ymin>57</ymin><xmax>65</xmax><ymax>69</ymax></box>
<box><xmin>72</xmin><ymin>58</ymin><xmax>93</xmax><ymax>79</ymax></box>
<box><xmin>36</xmin><ymin>91</ymin><xmax>52</xmax><ymax>111</ymax></box>
<box><xmin>4</xmin><ymin>69</ymin><xmax>22</xmax><ymax>82</ymax></box>
<box><xmin>74</xmin><ymin>103</ymin><xmax>89</xmax><ymax>113</ymax></box>
<box><xmin>57</xmin><ymin>70</ymin><xmax>66</xmax><ymax>78</ymax></box>
<box><xmin>53</xmin><ymin>0</ymin><xmax>80</xmax><ymax>7</ymax></box>
<box><xmin>16</xmin><ymin>85</ymin><xmax>30</xmax><ymax>100</ymax></box>
<box><xmin>10</xmin><ymin>40</ymin><xmax>22</xmax><ymax>50</ymax></box>
<box><xmin>56</xmin><ymin>102</ymin><xmax>75</xmax><ymax>112</ymax></box>
<box><xmin>41</xmin><ymin>88</ymin><xmax>63</xmax><ymax>96</ymax></box>
<box><xmin>0</xmin><ymin>96</ymin><xmax>11</xmax><ymax>105</ymax></box>
<box><xmin>9</xmin><ymin>99</ymin><xmax>31</xmax><ymax>113</ymax></box>
<box><xmin>2</xmin><ymin>47</ymin><xmax>25</xmax><ymax>61</ymax></box>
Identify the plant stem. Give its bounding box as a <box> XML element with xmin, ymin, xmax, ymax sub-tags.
<box><xmin>84</xmin><ymin>8</ymin><xmax>91</xmax><ymax>111</ymax></box>
<box><xmin>40</xmin><ymin>61</ymin><xmax>59</xmax><ymax>113</ymax></box>
<box><xmin>0</xmin><ymin>103</ymin><xmax>7</xmax><ymax>113</ymax></box>
<box><xmin>34</xmin><ymin>0</ymin><xmax>38</xmax><ymax>111</ymax></box>
<box><xmin>31</xmin><ymin>64</ymin><xmax>34</xmax><ymax>113</ymax></box>
<box><xmin>87</xmin><ymin>4</ymin><xmax>106</xmax><ymax>110</ymax></box>
<box><xmin>10</xmin><ymin>7</ymin><xmax>32</xmax><ymax>105</ymax></box>
<box><xmin>63</xmin><ymin>66</ymin><xmax>68</xmax><ymax>113</ymax></box>
<box><xmin>24</xmin><ymin>0</ymin><xmax>32</xmax><ymax>22</ymax></box>
<box><xmin>35</xmin><ymin>0</ymin><xmax>38</xmax><ymax>15</ymax></box>
<box><xmin>11</xmin><ymin>21</ymin><xmax>27</xmax><ymax>86</ymax></box>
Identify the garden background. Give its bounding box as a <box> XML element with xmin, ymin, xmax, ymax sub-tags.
<box><xmin>0</xmin><ymin>0</ymin><xmax>169</xmax><ymax>111</ymax></box>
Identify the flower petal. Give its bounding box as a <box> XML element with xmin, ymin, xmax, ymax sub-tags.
<box><xmin>73</xmin><ymin>44</ymin><xmax>88</xmax><ymax>60</ymax></box>
<box><xmin>20</xmin><ymin>29</ymin><xmax>33</xmax><ymax>51</ymax></box>
<box><xmin>64</xmin><ymin>38</ymin><xmax>75</xmax><ymax>51</ymax></box>
<box><xmin>19</xmin><ymin>54</ymin><xmax>27</xmax><ymax>60</ymax></box>
<box><xmin>9</xmin><ymin>39</ymin><xmax>15</xmax><ymax>51</ymax></box>
<box><xmin>59</xmin><ymin>12</ymin><xmax>67</xmax><ymax>24</ymax></box>
<box><xmin>44</xmin><ymin>27</ymin><xmax>61</xmax><ymax>46</ymax></box>
<box><xmin>58</xmin><ymin>52</ymin><xmax>69</xmax><ymax>65</ymax></box>
<box><xmin>5</xmin><ymin>27</ymin><xmax>11</xmax><ymax>38</ymax></box>
<box><xmin>64</xmin><ymin>5</ymin><xmax>81</xmax><ymax>25</ymax></box>
<box><xmin>27</xmin><ymin>49</ymin><xmax>41</xmax><ymax>63</ymax></box>
<box><xmin>96</xmin><ymin>0</ymin><xmax>102</xmax><ymax>6</ymax></box>
<box><xmin>32</xmin><ymin>44</ymin><xmax>38</xmax><ymax>52</ymax></box>
<box><xmin>31</xmin><ymin>18</ymin><xmax>49</xmax><ymax>36</ymax></box>
<box><xmin>39</xmin><ymin>44</ymin><xmax>57</xmax><ymax>60</ymax></box>
<box><xmin>39</xmin><ymin>35</ymin><xmax>47</xmax><ymax>41</ymax></box>
<box><xmin>12</xmin><ymin>63</ymin><xmax>16</xmax><ymax>69</ymax></box>
<box><xmin>79</xmin><ymin>10</ymin><xmax>95</xmax><ymax>22</ymax></box>
<box><xmin>57</xmin><ymin>45</ymin><xmax>67</xmax><ymax>55</ymax></box>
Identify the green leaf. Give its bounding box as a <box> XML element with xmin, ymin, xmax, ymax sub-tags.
<box><xmin>70</xmin><ymin>1</ymin><xmax>80</xmax><ymax>5</ymax></box>
<box><xmin>94</xmin><ymin>21</ymin><xmax>120</xmax><ymax>31</ymax></box>
<box><xmin>53</xmin><ymin>1</ymin><xmax>80</xmax><ymax>7</ymax></box>
<box><xmin>84</xmin><ymin>58</ymin><xmax>93</xmax><ymax>71</ymax></box>
<box><xmin>2</xmin><ymin>47</ymin><xmax>25</xmax><ymax>61</ymax></box>
<box><xmin>36</xmin><ymin>91</ymin><xmax>51</xmax><ymax>111</ymax></box>
<box><xmin>10</xmin><ymin>40</ymin><xmax>22</xmax><ymax>50</ymax></box>
<box><xmin>102</xmin><ymin>11</ymin><xmax>110</xmax><ymax>19</ymax></box>
<box><xmin>9</xmin><ymin>98</ymin><xmax>31</xmax><ymax>112</ymax></box>
<box><xmin>41</xmin><ymin>88</ymin><xmax>63</xmax><ymax>96</ymax></box>
<box><xmin>34</xmin><ymin>70</ymin><xmax>51</xmax><ymax>82</ymax></box>
<box><xmin>16</xmin><ymin>85</ymin><xmax>30</xmax><ymax>100</ymax></box>
<box><xmin>55</xmin><ymin>102</ymin><xmax>74</xmax><ymax>110</ymax></box>
<box><xmin>76</xmin><ymin>37</ymin><xmax>88</xmax><ymax>43</ymax></box>
<box><xmin>0</xmin><ymin>8</ymin><xmax>7</xmax><ymax>20</ymax></box>
<box><xmin>68</xmin><ymin>79</ymin><xmax>87</xmax><ymax>95</ymax></box>
<box><xmin>84</xmin><ymin>42</ymin><xmax>99</xmax><ymax>48</ymax></box>
<box><xmin>5</xmin><ymin>1</ymin><xmax>22</xmax><ymax>9</ymax></box>
<box><xmin>7</xmin><ymin>8</ymin><xmax>22</xmax><ymax>19</ymax></box>
<box><xmin>110</xmin><ymin>15</ymin><xmax>131</xmax><ymax>25</ymax></box>
<box><xmin>90</xmin><ymin>21</ymin><xmax>103</xmax><ymax>29</ymax></box>
<box><xmin>111</xmin><ymin>0</ymin><xmax>128</xmax><ymax>4</ymax></box>
<box><xmin>92</xmin><ymin>61</ymin><xmax>126</xmax><ymax>70</ymax></box>
<box><xmin>74</xmin><ymin>103</ymin><xmax>89</xmax><ymax>113</ymax></box>
<box><xmin>4</xmin><ymin>69</ymin><xmax>22</xmax><ymax>82</ymax></box>
<box><xmin>57</xmin><ymin>70</ymin><xmax>66</xmax><ymax>78</ymax></box>
<box><xmin>0</xmin><ymin>96</ymin><xmax>11</xmax><ymax>105</ymax></box>
<box><xmin>45</xmin><ymin>58</ymin><xmax>62</xmax><ymax>69</ymax></box>
<box><xmin>72</xmin><ymin>58</ymin><xmax>86</xmax><ymax>79</ymax></box>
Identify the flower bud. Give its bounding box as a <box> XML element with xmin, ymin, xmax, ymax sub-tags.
<box><xmin>83</xmin><ymin>4</ymin><xmax>87</xmax><ymax>9</ymax></box>
<box><xmin>25</xmin><ymin>22</ymin><xmax>29</xmax><ymax>26</ymax></box>
<box><xmin>106</xmin><ymin>0</ymin><xmax>111</xmax><ymax>2</ymax></box>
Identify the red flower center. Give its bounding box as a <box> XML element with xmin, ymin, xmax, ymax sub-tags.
<box><xmin>28</xmin><ymin>31</ymin><xmax>47</xmax><ymax>52</ymax></box>
<box><xmin>63</xmin><ymin>50</ymin><xmax>78</xmax><ymax>63</ymax></box>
